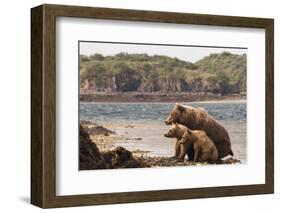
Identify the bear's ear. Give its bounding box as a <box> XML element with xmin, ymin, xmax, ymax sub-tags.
<box><xmin>176</xmin><ymin>104</ymin><xmax>185</xmax><ymax>112</ymax></box>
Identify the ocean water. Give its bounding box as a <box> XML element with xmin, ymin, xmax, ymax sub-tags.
<box><xmin>80</xmin><ymin>101</ymin><xmax>246</xmax><ymax>123</ymax></box>
<box><xmin>80</xmin><ymin>101</ymin><xmax>247</xmax><ymax>162</ymax></box>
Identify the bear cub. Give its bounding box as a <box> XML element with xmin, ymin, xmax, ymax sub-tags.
<box><xmin>180</xmin><ymin>127</ymin><xmax>218</xmax><ymax>163</ymax></box>
<box><xmin>165</xmin><ymin>123</ymin><xmax>218</xmax><ymax>163</ymax></box>
<box><xmin>164</xmin><ymin>123</ymin><xmax>194</xmax><ymax>161</ymax></box>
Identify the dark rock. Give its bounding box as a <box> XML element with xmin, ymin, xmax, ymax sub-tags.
<box><xmin>125</xmin><ymin>137</ymin><xmax>142</xmax><ymax>141</ymax></box>
<box><xmin>86</xmin><ymin>125</ymin><xmax>116</xmax><ymax>135</ymax></box>
<box><xmin>113</xmin><ymin>147</ymin><xmax>146</xmax><ymax>168</ymax></box>
<box><xmin>124</xmin><ymin>125</ymin><xmax>135</xmax><ymax>128</ymax></box>
<box><xmin>80</xmin><ymin>120</ymin><xmax>97</xmax><ymax>125</ymax></box>
<box><xmin>79</xmin><ymin>125</ymin><xmax>107</xmax><ymax>170</ymax></box>
<box><xmin>220</xmin><ymin>157</ymin><xmax>241</xmax><ymax>164</ymax></box>
<box><xmin>79</xmin><ymin>125</ymin><xmax>146</xmax><ymax>170</ymax></box>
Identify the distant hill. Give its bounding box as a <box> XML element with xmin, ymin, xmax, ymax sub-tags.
<box><xmin>80</xmin><ymin>51</ymin><xmax>246</xmax><ymax>95</ymax></box>
<box><xmin>195</xmin><ymin>52</ymin><xmax>247</xmax><ymax>93</ymax></box>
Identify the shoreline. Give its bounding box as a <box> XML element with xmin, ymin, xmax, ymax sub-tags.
<box><xmin>80</xmin><ymin>92</ymin><xmax>246</xmax><ymax>103</ymax></box>
<box><xmin>80</xmin><ymin>120</ymin><xmax>244</xmax><ymax>165</ymax></box>
<box><xmin>80</xmin><ymin>121</ymin><xmax>242</xmax><ymax>169</ymax></box>
<box><xmin>80</xmin><ymin>99</ymin><xmax>247</xmax><ymax>105</ymax></box>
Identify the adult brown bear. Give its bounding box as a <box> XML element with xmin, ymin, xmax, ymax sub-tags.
<box><xmin>165</xmin><ymin>104</ymin><xmax>233</xmax><ymax>159</ymax></box>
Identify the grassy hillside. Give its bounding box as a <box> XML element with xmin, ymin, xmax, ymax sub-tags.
<box><xmin>195</xmin><ymin>51</ymin><xmax>247</xmax><ymax>93</ymax></box>
<box><xmin>80</xmin><ymin>51</ymin><xmax>246</xmax><ymax>94</ymax></box>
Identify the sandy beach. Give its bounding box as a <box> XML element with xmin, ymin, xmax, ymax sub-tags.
<box><xmin>79</xmin><ymin>99</ymin><xmax>246</xmax><ymax>169</ymax></box>
<box><xmin>81</xmin><ymin>119</ymin><xmax>245</xmax><ymax>164</ymax></box>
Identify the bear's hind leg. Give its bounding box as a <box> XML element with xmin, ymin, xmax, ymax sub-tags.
<box><xmin>193</xmin><ymin>145</ymin><xmax>201</xmax><ymax>162</ymax></box>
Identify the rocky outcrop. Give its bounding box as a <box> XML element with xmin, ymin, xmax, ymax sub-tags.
<box><xmin>79</xmin><ymin>125</ymin><xmax>146</xmax><ymax>170</ymax></box>
<box><xmin>102</xmin><ymin>147</ymin><xmax>147</xmax><ymax>169</ymax></box>
<box><xmin>79</xmin><ymin>125</ymin><xmax>107</xmax><ymax>169</ymax></box>
<box><xmin>83</xmin><ymin>125</ymin><xmax>116</xmax><ymax>136</ymax></box>
<box><xmin>81</xmin><ymin>77</ymin><xmax>236</xmax><ymax>94</ymax></box>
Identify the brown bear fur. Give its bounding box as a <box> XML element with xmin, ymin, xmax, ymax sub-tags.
<box><xmin>180</xmin><ymin>127</ymin><xmax>218</xmax><ymax>163</ymax></box>
<box><xmin>165</xmin><ymin>104</ymin><xmax>233</xmax><ymax>159</ymax></box>
<box><xmin>164</xmin><ymin>123</ymin><xmax>194</xmax><ymax>161</ymax></box>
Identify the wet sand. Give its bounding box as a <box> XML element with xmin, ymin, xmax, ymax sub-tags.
<box><xmin>84</xmin><ymin>120</ymin><xmax>246</xmax><ymax>163</ymax></box>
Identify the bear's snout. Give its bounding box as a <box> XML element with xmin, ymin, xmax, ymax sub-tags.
<box><xmin>165</xmin><ymin>119</ymin><xmax>173</xmax><ymax>125</ymax></box>
<box><xmin>164</xmin><ymin>132</ymin><xmax>172</xmax><ymax>138</ymax></box>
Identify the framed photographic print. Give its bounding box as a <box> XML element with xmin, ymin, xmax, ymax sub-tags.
<box><xmin>31</xmin><ymin>4</ymin><xmax>274</xmax><ymax>208</ymax></box>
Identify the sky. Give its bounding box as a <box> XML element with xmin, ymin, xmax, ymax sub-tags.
<box><xmin>79</xmin><ymin>41</ymin><xmax>247</xmax><ymax>63</ymax></box>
